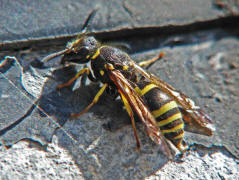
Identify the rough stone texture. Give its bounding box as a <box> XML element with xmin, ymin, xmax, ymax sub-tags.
<box><xmin>0</xmin><ymin>59</ymin><xmax>58</xmax><ymax>144</ymax></box>
<box><xmin>0</xmin><ymin>137</ymin><xmax>83</xmax><ymax>180</ymax></box>
<box><xmin>147</xmin><ymin>147</ymin><xmax>239</xmax><ymax>180</ymax></box>
<box><xmin>1</xmin><ymin>138</ymin><xmax>238</xmax><ymax>180</ymax></box>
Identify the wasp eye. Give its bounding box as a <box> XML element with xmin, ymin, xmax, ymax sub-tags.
<box><xmin>79</xmin><ymin>47</ymin><xmax>90</xmax><ymax>56</ymax></box>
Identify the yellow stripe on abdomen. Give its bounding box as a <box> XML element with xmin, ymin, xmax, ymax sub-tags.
<box><xmin>173</xmin><ymin>132</ymin><xmax>184</xmax><ymax>140</ymax></box>
<box><xmin>161</xmin><ymin>123</ymin><xmax>184</xmax><ymax>134</ymax></box>
<box><xmin>91</xmin><ymin>46</ymin><xmax>107</xmax><ymax>60</ymax></box>
<box><xmin>152</xmin><ymin>101</ymin><xmax>178</xmax><ymax>118</ymax></box>
<box><xmin>157</xmin><ymin>112</ymin><xmax>182</xmax><ymax>127</ymax></box>
<box><xmin>139</xmin><ymin>84</ymin><xmax>158</xmax><ymax>96</ymax></box>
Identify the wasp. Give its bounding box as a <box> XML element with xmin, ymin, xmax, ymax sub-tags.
<box><xmin>41</xmin><ymin>35</ymin><xmax>215</xmax><ymax>158</ymax></box>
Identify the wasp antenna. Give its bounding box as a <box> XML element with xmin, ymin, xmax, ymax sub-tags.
<box><xmin>42</xmin><ymin>49</ymin><xmax>69</xmax><ymax>63</ymax></box>
<box><xmin>81</xmin><ymin>8</ymin><xmax>99</xmax><ymax>33</ymax></box>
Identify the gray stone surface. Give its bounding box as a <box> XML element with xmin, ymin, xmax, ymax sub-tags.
<box><xmin>1</xmin><ymin>0</ymin><xmax>239</xmax><ymax>44</ymax></box>
<box><xmin>0</xmin><ymin>137</ymin><xmax>83</xmax><ymax>180</ymax></box>
<box><xmin>0</xmin><ymin>133</ymin><xmax>238</xmax><ymax>180</ymax></box>
<box><xmin>147</xmin><ymin>147</ymin><xmax>239</xmax><ymax>180</ymax></box>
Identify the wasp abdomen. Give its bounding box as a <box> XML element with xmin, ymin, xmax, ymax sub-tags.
<box><xmin>135</xmin><ymin>81</ymin><xmax>188</xmax><ymax>152</ymax></box>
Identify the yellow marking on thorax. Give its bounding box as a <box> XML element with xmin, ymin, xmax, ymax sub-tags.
<box><xmin>161</xmin><ymin>123</ymin><xmax>184</xmax><ymax>134</ymax></box>
<box><xmin>123</xmin><ymin>65</ymin><xmax>129</xmax><ymax>70</ymax></box>
<box><xmin>91</xmin><ymin>47</ymin><xmax>101</xmax><ymax>60</ymax></box>
<box><xmin>139</xmin><ymin>83</ymin><xmax>158</xmax><ymax>96</ymax></box>
<box><xmin>152</xmin><ymin>101</ymin><xmax>178</xmax><ymax>118</ymax></box>
<box><xmin>100</xmin><ymin>70</ymin><xmax>104</xmax><ymax>76</ymax></box>
<box><xmin>105</xmin><ymin>64</ymin><xmax>114</xmax><ymax>70</ymax></box>
<box><xmin>86</xmin><ymin>55</ymin><xmax>90</xmax><ymax>59</ymax></box>
<box><xmin>157</xmin><ymin>113</ymin><xmax>182</xmax><ymax>127</ymax></box>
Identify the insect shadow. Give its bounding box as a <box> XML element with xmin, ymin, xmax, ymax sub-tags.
<box><xmin>43</xmin><ymin>64</ymin><xmax>132</xmax><ymax>131</ymax></box>
<box><xmin>0</xmin><ymin>58</ymin><xmax>131</xmax><ymax>141</ymax></box>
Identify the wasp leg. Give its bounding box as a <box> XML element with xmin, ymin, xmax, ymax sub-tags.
<box><xmin>120</xmin><ymin>92</ymin><xmax>141</xmax><ymax>150</ymax></box>
<box><xmin>57</xmin><ymin>68</ymin><xmax>90</xmax><ymax>89</ymax></box>
<box><xmin>71</xmin><ymin>84</ymin><xmax>108</xmax><ymax>117</ymax></box>
<box><xmin>138</xmin><ymin>52</ymin><xmax>164</xmax><ymax>68</ymax></box>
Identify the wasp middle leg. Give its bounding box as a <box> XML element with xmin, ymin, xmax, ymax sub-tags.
<box><xmin>71</xmin><ymin>83</ymin><xmax>108</xmax><ymax>117</ymax></box>
<box><xmin>120</xmin><ymin>91</ymin><xmax>141</xmax><ymax>150</ymax></box>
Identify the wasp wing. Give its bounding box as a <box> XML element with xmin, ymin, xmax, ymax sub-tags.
<box><xmin>149</xmin><ymin>73</ymin><xmax>215</xmax><ymax>136</ymax></box>
<box><xmin>109</xmin><ymin>69</ymin><xmax>173</xmax><ymax>158</ymax></box>
<box><xmin>131</xmin><ymin>61</ymin><xmax>215</xmax><ymax>136</ymax></box>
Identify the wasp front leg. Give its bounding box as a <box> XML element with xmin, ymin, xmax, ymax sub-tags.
<box><xmin>57</xmin><ymin>67</ymin><xmax>90</xmax><ymax>89</ymax></box>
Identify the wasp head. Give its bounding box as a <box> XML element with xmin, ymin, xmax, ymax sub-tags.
<box><xmin>61</xmin><ymin>36</ymin><xmax>100</xmax><ymax>64</ymax></box>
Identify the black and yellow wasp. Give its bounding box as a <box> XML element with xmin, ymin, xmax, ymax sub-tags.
<box><xmin>42</xmin><ymin>35</ymin><xmax>215</xmax><ymax>158</ymax></box>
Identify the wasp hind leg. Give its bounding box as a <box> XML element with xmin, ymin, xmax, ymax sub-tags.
<box><xmin>176</xmin><ymin>140</ymin><xmax>189</xmax><ymax>153</ymax></box>
<box><xmin>138</xmin><ymin>52</ymin><xmax>164</xmax><ymax>69</ymax></box>
<box><xmin>120</xmin><ymin>92</ymin><xmax>141</xmax><ymax>150</ymax></box>
<box><xmin>71</xmin><ymin>83</ymin><xmax>108</xmax><ymax>117</ymax></box>
<box><xmin>57</xmin><ymin>67</ymin><xmax>90</xmax><ymax>89</ymax></box>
